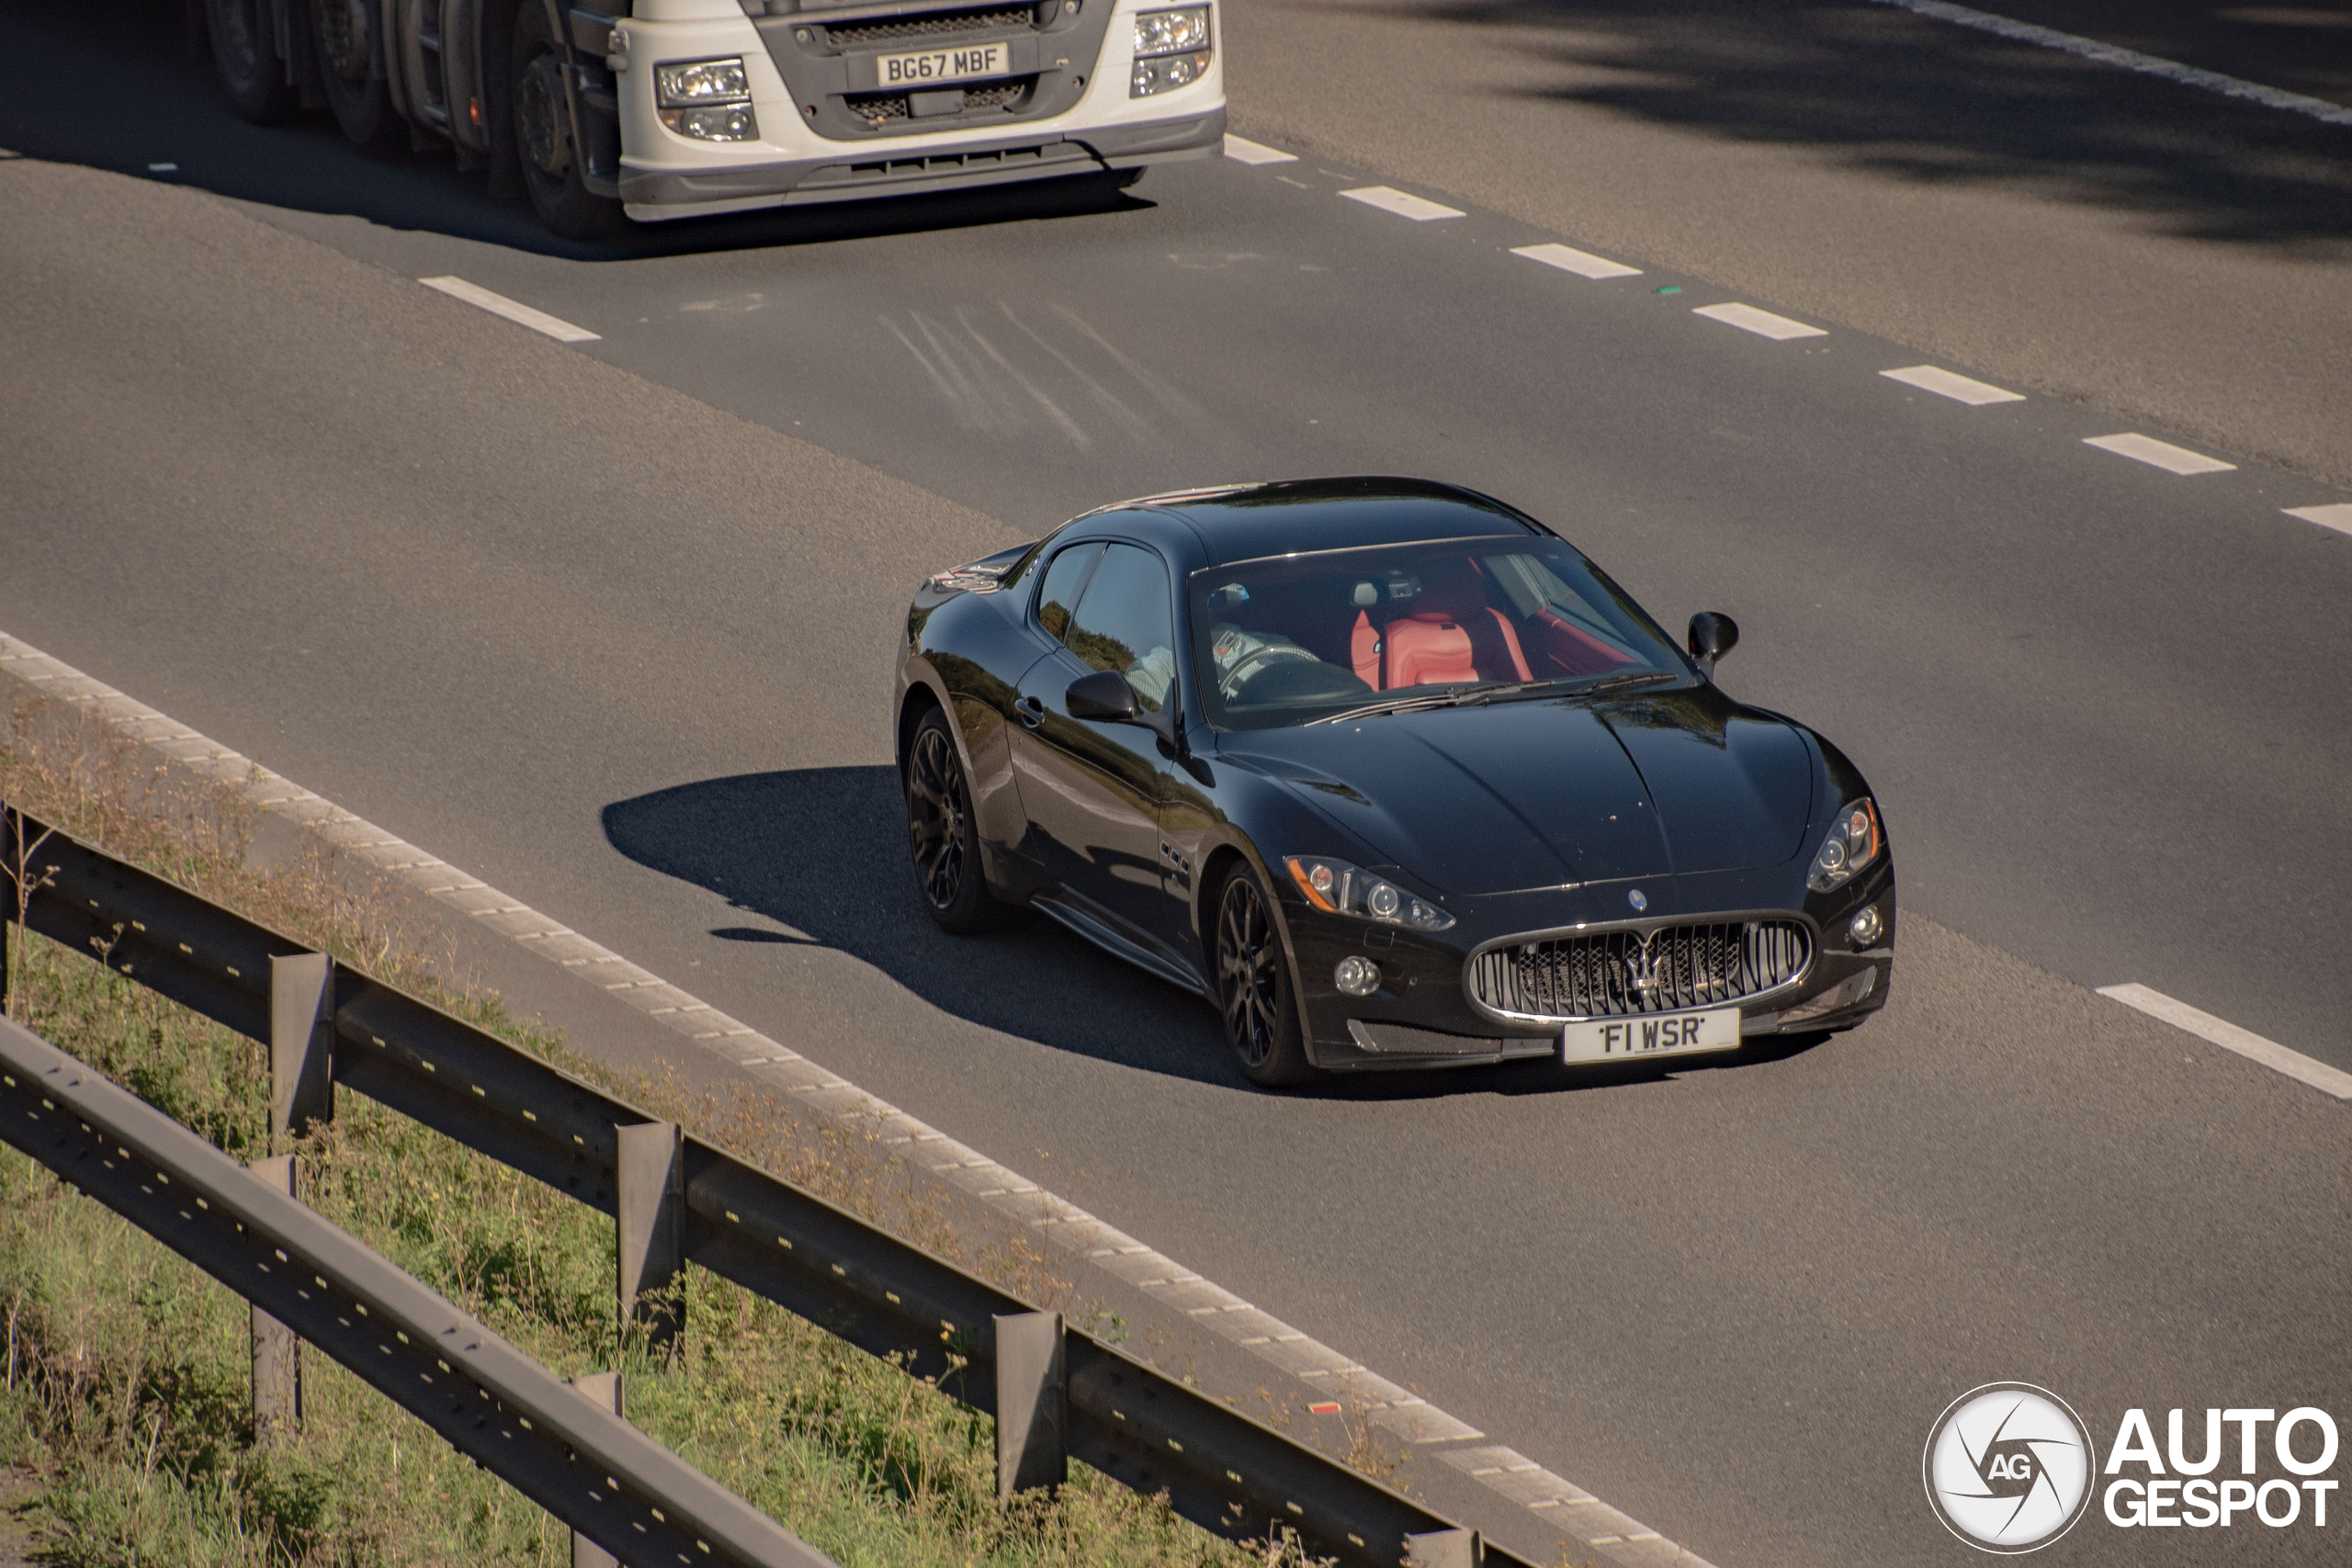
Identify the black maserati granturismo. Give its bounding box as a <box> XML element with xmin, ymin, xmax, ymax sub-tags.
<box><xmin>892</xmin><ymin>478</ymin><xmax>1894</xmax><ymax>1086</ymax></box>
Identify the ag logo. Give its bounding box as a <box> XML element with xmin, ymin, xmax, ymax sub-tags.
<box><xmin>1924</xmin><ymin>1383</ymin><xmax>2094</xmax><ymax>1552</ymax></box>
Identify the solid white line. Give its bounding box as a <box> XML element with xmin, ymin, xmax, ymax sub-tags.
<box><xmin>418</xmin><ymin>276</ymin><xmax>600</xmax><ymax>344</ymax></box>
<box><xmin>1693</xmin><ymin>302</ymin><xmax>1827</xmax><ymax>341</ymax></box>
<box><xmin>1511</xmin><ymin>242</ymin><xmax>1642</xmax><ymax>280</ymax></box>
<box><xmin>1340</xmin><ymin>186</ymin><xmax>1465</xmax><ymax>221</ymax></box>
<box><xmin>1222</xmin><ymin>134</ymin><xmax>1297</xmax><ymax>165</ymax></box>
<box><xmin>2084</xmin><ymin>432</ymin><xmax>2234</xmax><ymax>475</ymax></box>
<box><xmin>1881</xmin><ymin>365</ymin><xmax>2024</xmax><ymax>405</ymax></box>
<box><xmin>2285</xmin><ymin>502</ymin><xmax>2352</xmax><ymax>536</ymax></box>
<box><xmin>1867</xmin><ymin>0</ymin><xmax>2352</xmax><ymax>127</ymax></box>
<box><xmin>2098</xmin><ymin>985</ymin><xmax>2352</xmax><ymax>1100</ymax></box>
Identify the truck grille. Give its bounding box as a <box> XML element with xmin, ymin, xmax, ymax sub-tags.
<box><xmin>824</xmin><ymin>6</ymin><xmax>1039</xmax><ymax>47</ymax></box>
<box><xmin>845</xmin><ymin>78</ymin><xmax>1031</xmax><ymax>122</ymax></box>
<box><xmin>1468</xmin><ymin>919</ymin><xmax>1811</xmax><ymax>1022</ymax></box>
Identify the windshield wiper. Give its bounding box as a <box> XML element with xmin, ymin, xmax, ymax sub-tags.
<box><xmin>1306</xmin><ymin>671</ymin><xmax>1673</xmax><ymax>726</ymax></box>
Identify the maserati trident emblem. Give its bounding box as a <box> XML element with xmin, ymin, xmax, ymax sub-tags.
<box><xmin>1628</xmin><ymin>888</ymin><xmax>1647</xmax><ymax>911</ymax></box>
<box><xmin>1626</xmin><ymin>931</ymin><xmax>1662</xmax><ymax>996</ymax></box>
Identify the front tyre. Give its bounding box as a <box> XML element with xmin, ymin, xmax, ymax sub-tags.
<box><xmin>905</xmin><ymin>708</ymin><xmax>1022</xmax><ymax>934</ymax></box>
<box><xmin>510</xmin><ymin>5</ymin><xmax>623</xmax><ymax>240</ymax></box>
<box><xmin>1214</xmin><ymin>864</ymin><xmax>1315</xmax><ymax>1087</ymax></box>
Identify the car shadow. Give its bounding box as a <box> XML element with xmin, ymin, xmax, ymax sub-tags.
<box><xmin>602</xmin><ymin>764</ymin><xmax>1832</xmax><ymax>1099</ymax></box>
<box><xmin>0</xmin><ymin>0</ymin><xmax>1151</xmax><ymax>264</ymax></box>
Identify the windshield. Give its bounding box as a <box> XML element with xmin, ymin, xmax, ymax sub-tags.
<box><xmin>1189</xmin><ymin>536</ymin><xmax>1686</xmax><ymax>730</ymax></box>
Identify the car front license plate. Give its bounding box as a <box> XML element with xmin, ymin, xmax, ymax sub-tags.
<box><xmin>1562</xmin><ymin>1005</ymin><xmax>1740</xmax><ymax>1064</ymax></box>
<box><xmin>875</xmin><ymin>41</ymin><xmax>1009</xmax><ymax>88</ymax></box>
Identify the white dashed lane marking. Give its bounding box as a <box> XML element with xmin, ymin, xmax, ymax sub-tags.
<box><xmin>1340</xmin><ymin>186</ymin><xmax>1465</xmax><ymax>221</ymax></box>
<box><xmin>2285</xmin><ymin>503</ymin><xmax>2352</xmax><ymax>536</ymax></box>
<box><xmin>1881</xmin><ymin>365</ymin><xmax>2025</xmax><ymax>405</ymax></box>
<box><xmin>1693</xmin><ymin>302</ymin><xmax>1827</xmax><ymax>341</ymax></box>
<box><xmin>2098</xmin><ymin>985</ymin><xmax>2352</xmax><ymax>1100</ymax></box>
<box><xmin>419</xmin><ymin>276</ymin><xmax>600</xmax><ymax>344</ymax></box>
<box><xmin>1511</xmin><ymin>242</ymin><xmax>1642</xmax><ymax>280</ymax></box>
<box><xmin>1869</xmin><ymin>0</ymin><xmax>2352</xmax><ymax>129</ymax></box>
<box><xmin>2083</xmin><ymin>432</ymin><xmax>2234</xmax><ymax>475</ymax></box>
<box><xmin>1222</xmin><ymin>133</ymin><xmax>1296</xmax><ymax>165</ymax></box>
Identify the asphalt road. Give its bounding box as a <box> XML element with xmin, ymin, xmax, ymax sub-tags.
<box><xmin>3</xmin><ymin>3</ymin><xmax>2349</xmax><ymax>1565</ymax></box>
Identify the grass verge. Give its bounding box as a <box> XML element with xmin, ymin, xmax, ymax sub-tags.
<box><xmin>0</xmin><ymin>695</ymin><xmax>1323</xmax><ymax>1566</ymax></box>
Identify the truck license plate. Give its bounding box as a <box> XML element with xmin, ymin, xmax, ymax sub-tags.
<box><xmin>1561</xmin><ymin>1005</ymin><xmax>1740</xmax><ymax>1064</ymax></box>
<box><xmin>875</xmin><ymin>42</ymin><xmax>1009</xmax><ymax>87</ymax></box>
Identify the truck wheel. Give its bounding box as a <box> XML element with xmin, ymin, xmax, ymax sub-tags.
<box><xmin>511</xmin><ymin>5</ymin><xmax>623</xmax><ymax>240</ymax></box>
<box><xmin>205</xmin><ymin>0</ymin><xmax>298</xmax><ymax>123</ymax></box>
<box><xmin>311</xmin><ymin>0</ymin><xmax>402</xmax><ymax>150</ymax></box>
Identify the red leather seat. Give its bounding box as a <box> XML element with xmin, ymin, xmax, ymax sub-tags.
<box><xmin>1374</xmin><ymin>561</ymin><xmax>1532</xmax><ymax>689</ymax></box>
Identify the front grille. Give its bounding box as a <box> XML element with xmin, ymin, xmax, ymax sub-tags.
<box><xmin>845</xmin><ymin>77</ymin><xmax>1032</xmax><ymax>122</ymax></box>
<box><xmin>825</xmin><ymin>6</ymin><xmax>1038</xmax><ymax>46</ymax></box>
<box><xmin>1469</xmin><ymin>919</ymin><xmax>1812</xmax><ymax>1021</ymax></box>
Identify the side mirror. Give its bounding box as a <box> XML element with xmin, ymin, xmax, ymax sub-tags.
<box><xmin>1066</xmin><ymin>671</ymin><xmax>1140</xmax><ymax>722</ymax></box>
<box><xmin>1688</xmin><ymin>612</ymin><xmax>1739</xmax><ymax>676</ymax></box>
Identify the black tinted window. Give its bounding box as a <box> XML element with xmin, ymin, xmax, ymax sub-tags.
<box><xmin>1067</xmin><ymin>544</ymin><xmax>1179</xmax><ymax>712</ymax></box>
<box><xmin>1036</xmin><ymin>542</ymin><xmax>1104</xmax><ymax>642</ymax></box>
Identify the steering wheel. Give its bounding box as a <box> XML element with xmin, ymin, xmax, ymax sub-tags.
<box><xmin>1219</xmin><ymin>644</ymin><xmax>1315</xmax><ymax>698</ymax></box>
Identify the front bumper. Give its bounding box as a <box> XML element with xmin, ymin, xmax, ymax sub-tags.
<box><xmin>617</xmin><ymin>107</ymin><xmax>1223</xmax><ymax>218</ymax></box>
<box><xmin>1293</xmin><ymin>860</ymin><xmax>1896</xmax><ymax>1072</ymax></box>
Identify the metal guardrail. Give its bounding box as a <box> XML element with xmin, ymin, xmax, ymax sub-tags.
<box><xmin>2</xmin><ymin>808</ymin><xmax>1513</xmax><ymax>1568</ymax></box>
<box><xmin>0</xmin><ymin>1010</ymin><xmax>835</xmax><ymax>1568</ymax></box>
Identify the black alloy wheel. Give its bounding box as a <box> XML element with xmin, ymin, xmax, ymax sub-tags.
<box><xmin>1214</xmin><ymin>866</ymin><xmax>1313</xmax><ymax>1086</ymax></box>
<box><xmin>311</xmin><ymin>0</ymin><xmax>402</xmax><ymax>150</ymax></box>
<box><xmin>510</xmin><ymin>5</ymin><xmax>623</xmax><ymax>239</ymax></box>
<box><xmin>905</xmin><ymin>709</ymin><xmax>1020</xmax><ymax>933</ymax></box>
<box><xmin>204</xmin><ymin>0</ymin><xmax>299</xmax><ymax>122</ymax></box>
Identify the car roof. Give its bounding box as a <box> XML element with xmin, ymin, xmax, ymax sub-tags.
<box><xmin>1110</xmin><ymin>477</ymin><xmax>1545</xmax><ymax>568</ymax></box>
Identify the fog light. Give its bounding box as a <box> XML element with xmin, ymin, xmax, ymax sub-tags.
<box><xmin>660</xmin><ymin>104</ymin><xmax>758</xmax><ymax>141</ymax></box>
<box><xmin>1848</xmin><ymin>904</ymin><xmax>1883</xmax><ymax>947</ymax></box>
<box><xmin>1333</xmin><ymin>955</ymin><xmax>1381</xmax><ymax>997</ymax></box>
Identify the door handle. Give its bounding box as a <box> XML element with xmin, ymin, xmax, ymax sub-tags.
<box><xmin>1013</xmin><ymin>695</ymin><xmax>1046</xmax><ymax>728</ymax></box>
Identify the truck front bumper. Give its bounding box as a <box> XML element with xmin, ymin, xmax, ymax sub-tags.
<box><xmin>619</xmin><ymin>106</ymin><xmax>1224</xmax><ymax>220</ymax></box>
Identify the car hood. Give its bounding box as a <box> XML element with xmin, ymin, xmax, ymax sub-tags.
<box><xmin>1221</xmin><ymin>690</ymin><xmax>1815</xmax><ymax>896</ymax></box>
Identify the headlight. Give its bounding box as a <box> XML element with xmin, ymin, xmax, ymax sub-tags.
<box><xmin>1808</xmin><ymin>799</ymin><xmax>1883</xmax><ymax>893</ymax></box>
<box><xmin>1284</xmin><ymin>856</ymin><xmax>1454</xmax><ymax>931</ymax></box>
<box><xmin>656</xmin><ymin>58</ymin><xmax>750</xmax><ymax>107</ymax></box>
<box><xmin>660</xmin><ymin>104</ymin><xmax>758</xmax><ymax>141</ymax></box>
<box><xmin>1132</xmin><ymin>6</ymin><xmax>1211</xmax><ymax>96</ymax></box>
<box><xmin>1134</xmin><ymin>6</ymin><xmax>1211</xmax><ymax>56</ymax></box>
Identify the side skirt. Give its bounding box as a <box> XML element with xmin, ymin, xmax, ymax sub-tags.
<box><xmin>1029</xmin><ymin>890</ymin><xmax>1209</xmax><ymax>999</ymax></box>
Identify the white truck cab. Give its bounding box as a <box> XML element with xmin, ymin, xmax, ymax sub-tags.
<box><xmin>198</xmin><ymin>0</ymin><xmax>1225</xmax><ymax>236</ymax></box>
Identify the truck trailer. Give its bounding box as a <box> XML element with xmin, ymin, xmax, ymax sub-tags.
<box><xmin>196</xmin><ymin>0</ymin><xmax>1227</xmax><ymax>235</ymax></box>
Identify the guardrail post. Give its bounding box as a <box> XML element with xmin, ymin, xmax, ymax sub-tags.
<box><xmin>248</xmin><ymin>1153</ymin><xmax>302</xmax><ymax>1444</ymax></box>
<box><xmin>1404</xmin><ymin>1528</ymin><xmax>1483</xmax><ymax>1568</ymax></box>
<box><xmin>616</xmin><ymin>1120</ymin><xmax>684</xmax><ymax>1356</ymax></box>
<box><xmin>569</xmin><ymin>1371</ymin><xmax>624</xmax><ymax>1568</ymax></box>
<box><xmin>993</xmin><ymin>1310</ymin><xmax>1066</xmax><ymax>1499</ymax></box>
<box><xmin>270</xmin><ymin>953</ymin><xmax>334</xmax><ymax>1142</ymax></box>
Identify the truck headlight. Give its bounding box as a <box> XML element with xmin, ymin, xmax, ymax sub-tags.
<box><xmin>656</xmin><ymin>57</ymin><xmax>759</xmax><ymax>141</ymax></box>
<box><xmin>656</xmin><ymin>58</ymin><xmax>750</xmax><ymax>106</ymax></box>
<box><xmin>1808</xmin><ymin>799</ymin><xmax>1883</xmax><ymax>893</ymax></box>
<box><xmin>1132</xmin><ymin>6</ymin><xmax>1211</xmax><ymax>96</ymax></box>
<box><xmin>1284</xmin><ymin>856</ymin><xmax>1453</xmax><ymax>931</ymax></box>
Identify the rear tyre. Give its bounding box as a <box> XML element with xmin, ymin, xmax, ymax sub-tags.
<box><xmin>205</xmin><ymin>0</ymin><xmax>299</xmax><ymax>123</ymax></box>
<box><xmin>311</xmin><ymin>0</ymin><xmax>404</xmax><ymax>151</ymax></box>
<box><xmin>1214</xmin><ymin>864</ymin><xmax>1315</xmax><ymax>1088</ymax></box>
<box><xmin>510</xmin><ymin>5</ymin><xmax>624</xmax><ymax>240</ymax></box>
<box><xmin>905</xmin><ymin>708</ymin><xmax>1023</xmax><ymax>934</ymax></box>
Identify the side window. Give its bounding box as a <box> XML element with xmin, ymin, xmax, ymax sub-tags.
<box><xmin>1066</xmin><ymin>544</ymin><xmax>1179</xmax><ymax>712</ymax></box>
<box><xmin>1036</xmin><ymin>542</ymin><xmax>1104</xmax><ymax>643</ymax></box>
